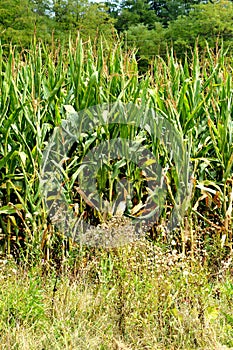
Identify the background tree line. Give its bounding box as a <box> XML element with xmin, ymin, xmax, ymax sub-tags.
<box><xmin>1</xmin><ymin>0</ymin><xmax>233</xmax><ymax>59</ymax></box>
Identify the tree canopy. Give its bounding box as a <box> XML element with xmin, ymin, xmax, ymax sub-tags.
<box><xmin>0</xmin><ymin>0</ymin><xmax>233</xmax><ymax>59</ymax></box>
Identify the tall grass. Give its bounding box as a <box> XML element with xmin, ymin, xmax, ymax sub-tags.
<box><xmin>0</xmin><ymin>38</ymin><xmax>232</xmax><ymax>262</ymax></box>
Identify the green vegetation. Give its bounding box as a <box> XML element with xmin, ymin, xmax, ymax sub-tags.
<box><xmin>0</xmin><ymin>38</ymin><xmax>232</xmax><ymax>256</ymax></box>
<box><xmin>1</xmin><ymin>0</ymin><xmax>233</xmax><ymax>59</ymax></box>
<box><xmin>0</xmin><ymin>0</ymin><xmax>116</xmax><ymax>46</ymax></box>
<box><xmin>1</xmin><ymin>242</ymin><xmax>233</xmax><ymax>349</ymax></box>
<box><xmin>0</xmin><ymin>34</ymin><xmax>233</xmax><ymax>348</ymax></box>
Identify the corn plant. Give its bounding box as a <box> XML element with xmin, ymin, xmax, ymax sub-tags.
<box><xmin>0</xmin><ymin>38</ymin><xmax>232</xmax><ymax>259</ymax></box>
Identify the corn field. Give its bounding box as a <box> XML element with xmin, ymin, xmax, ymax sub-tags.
<box><xmin>0</xmin><ymin>37</ymin><xmax>232</xmax><ymax>261</ymax></box>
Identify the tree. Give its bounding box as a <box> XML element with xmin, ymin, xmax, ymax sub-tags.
<box><xmin>0</xmin><ymin>0</ymin><xmax>56</xmax><ymax>46</ymax></box>
<box><xmin>30</xmin><ymin>0</ymin><xmax>51</xmax><ymax>16</ymax></box>
<box><xmin>167</xmin><ymin>0</ymin><xmax>233</xmax><ymax>55</ymax></box>
<box><xmin>126</xmin><ymin>22</ymin><xmax>166</xmax><ymax>57</ymax></box>
<box><xmin>126</xmin><ymin>22</ymin><xmax>166</xmax><ymax>72</ymax></box>
<box><xmin>106</xmin><ymin>0</ymin><xmax>205</xmax><ymax>28</ymax></box>
<box><xmin>79</xmin><ymin>3</ymin><xmax>116</xmax><ymax>41</ymax></box>
<box><xmin>0</xmin><ymin>0</ymin><xmax>37</xmax><ymax>45</ymax></box>
<box><xmin>51</xmin><ymin>0</ymin><xmax>88</xmax><ymax>30</ymax></box>
<box><xmin>105</xmin><ymin>0</ymin><xmax>120</xmax><ymax>19</ymax></box>
<box><xmin>0</xmin><ymin>0</ymin><xmax>116</xmax><ymax>46</ymax></box>
<box><xmin>148</xmin><ymin>0</ymin><xmax>201</xmax><ymax>25</ymax></box>
<box><xmin>49</xmin><ymin>0</ymin><xmax>115</xmax><ymax>42</ymax></box>
<box><xmin>115</xmin><ymin>0</ymin><xmax>159</xmax><ymax>31</ymax></box>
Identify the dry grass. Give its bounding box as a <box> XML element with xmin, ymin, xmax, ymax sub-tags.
<box><xmin>1</xmin><ymin>237</ymin><xmax>233</xmax><ymax>349</ymax></box>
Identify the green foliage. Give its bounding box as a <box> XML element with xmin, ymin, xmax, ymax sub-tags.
<box><xmin>0</xmin><ymin>264</ymin><xmax>46</xmax><ymax>330</ymax></box>
<box><xmin>0</xmin><ymin>38</ymin><xmax>142</xmax><ymax>256</ymax></box>
<box><xmin>0</xmin><ymin>0</ymin><xmax>116</xmax><ymax>47</ymax></box>
<box><xmin>0</xmin><ymin>0</ymin><xmax>37</xmax><ymax>46</ymax></box>
<box><xmin>0</xmin><ymin>0</ymin><xmax>58</xmax><ymax>46</ymax></box>
<box><xmin>118</xmin><ymin>0</ymin><xmax>233</xmax><ymax>59</ymax></box>
<box><xmin>167</xmin><ymin>0</ymin><xmax>233</xmax><ymax>55</ymax></box>
<box><xmin>78</xmin><ymin>3</ymin><xmax>116</xmax><ymax>42</ymax></box>
<box><xmin>113</xmin><ymin>0</ymin><xmax>233</xmax><ymax>60</ymax></box>
<box><xmin>115</xmin><ymin>0</ymin><xmax>159</xmax><ymax>31</ymax></box>
<box><xmin>1</xmin><ymin>244</ymin><xmax>233</xmax><ymax>349</ymax></box>
<box><xmin>1</xmin><ymin>0</ymin><xmax>233</xmax><ymax>58</ymax></box>
<box><xmin>0</xmin><ymin>37</ymin><xmax>232</xmax><ymax>261</ymax></box>
<box><xmin>126</xmin><ymin>22</ymin><xmax>166</xmax><ymax>58</ymax></box>
<box><xmin>52</xmin><ymin>0</ymin><xmax>88</xmax><ymax>29</ymax></box>
<box><xmin>148</xmin><ymin>0</ymin><xmax>201</xmax><ymax>25</ymax></box>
